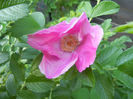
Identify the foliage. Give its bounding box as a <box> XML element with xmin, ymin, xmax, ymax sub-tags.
<box><xmin>10</xmin><ymin>12</ymin><xmax>45</xmax><ymax>37</ymax></box>
<box><xmin>0</xmin><ymin>0</ymin><xmax>30</xmax><ymax>10</ymax></box>
<box><xmin>0</xmin><ymin>0</ymin><xmax>30</xmax><ymax>22</ymax></box>
<box><xmin>0</xmin><ymin>0</ymin><xmax>133</xmax><ymax>99</ymax></box>
<box><xmin>114</xmin><ymin>22</ymin><xmax>133</xmax><ymax>33</ymax></box>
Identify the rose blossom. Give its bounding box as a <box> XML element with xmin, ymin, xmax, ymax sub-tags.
<box><xmin>27</xmin><ymin>12</ymin><xmax>103</xmax><ymax>79</ymax></box>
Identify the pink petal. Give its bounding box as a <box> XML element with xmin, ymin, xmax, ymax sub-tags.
<box><xmin>27</xmin><ymin>13</ymin><xmax>87</xmax><ymax>57</ymax></box>
<box><xmin>89</xmin><ymin>25</ymin><xmax>104</xmax><ymax>48</ymax></box>
<box><xmin>27</xmin><ymin>12</ymin><xmax>103</xmax><ymax>78</ymax></box>
<box><xmin>64</xmin><ymin>12</ymin><xmax>91</xmax><ymax>41</ymax></box>
<box><xmin>27</xmin><ymin>21</ymin><xmax>70</xmax><ymax>51</ymax></box>
<box><xmin>75</xmin><ymin>25</ymin><xmax>103</xmax><ymax>72</ymax></box>
<box><xmin>27</xmin><ymin>18</ymin><xmax>81</xmax><ymax>53</ymax></box>
<box><xmin>37</xmin><ymin>38</ymin><xmax>78</xmax><ymax>79</ymax></box>
<box><xmin>39</xmin><ymin>51</ymin><xmax>78</xmax><ymax>79</ymax></box>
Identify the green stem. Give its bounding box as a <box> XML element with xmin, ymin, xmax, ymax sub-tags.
<box><xmin>89</xmin><ymin>18</ymin><xmax>92</xmax><ymax>22</ymax></box>
<box><xmin>104</xmin><ymin>67</ymin><xmax>118</xmax><ymax>71</ymax></box>
<box><xmin>49</xmin><ymin>88</ymin><xmax>53</xmax><ymax>99</ymax></box>
<box><xmin>20</xmin><ymin>80</ymin><xmax>26</xmax><ymax>90</ymax></box>
<box><xmin>97</xmin><ymin>0</ymin><xmax>101</xmax><ymax>5</ymax></box>
<box><xmin>90</xmin><ymin>0</ymin><xmax>101</xmax><ymax>22</ymax></box>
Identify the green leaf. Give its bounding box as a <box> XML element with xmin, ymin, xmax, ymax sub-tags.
<box><xmin>115</xmin><ymin>49</ymin><xmax>133</xmax><ymax>84</ymax></box>
<box><xmin>90</xmin><ymin>72</ymin><xmax>114</xmax><ymax>99</ymax></box>
<box><xmin>31</xmin><ymin>12</ymin><xmax>45</xmax><ymax>27</ymax></box>
<box><xmin>96</xmin><ymin>45</ymin><xmax>122</xmax><ymax>68</ymax></box>
<box><xmin>26</xmin><ymin>75</ymin><xmax>50</xmax><ymax>82</ymax></box>
<box><xmin>111</xmin><ymin>36</ymin><xmax>132</xmax><ymax>49</ymax></box>
<box><xmin>0</xmin><ymin>52</ymin><xmax>9</xmax><ymax>64</ymax></box>
<box><xmin>31</xmin><ymin>53</ymin><xmax>43</xmax><ymax>70</ymax></box>
<box><xmin>116</xmin><ymin>47</ymin><xmax>133</xmax><ymax>66</ymax></box>
<box><xmin>6</xmin><ymin>74</ymin><xmax>16</xmax><ymax>96</ymax></box>
<box><xmin>72</xmin><ymin>88</ymin><xmax>89</xmax><ymax>99</ymax></box>
<box><xmin>114</xmin><ymin>22</ymin><xmax>133</xmax><ymax>33</ymax></box>
<box><xmin>0</xmin><ymin>92</ymin><xmax>9</xmax><ymax>99</ymax></box>
<box><xmin>60</xmin><ymin>78</ymin><xmax>82</xmax><ymax>92</ymax></box>
<box><xmin>10</xmin><ymin>12</ymin><xmax>45</xmax><ymax>37</ymax></box>
<box><xmin>91</xmin><ymin>1</ymin><xmax>120</xmax><ymax>18</ymax></box>
<box><xmin>14</xmin><ymin>42</ymin><xmax>31</xmax><ymax>48</ymax></box>
<box><xmin>31</xmin><ymin>53</ymin><xmax>43</xmax><ymax>76</ymax></box>
<box><xmin>63</xmin><ymin>66</ymin><xmax>79</xmax><ymax>80</ymax></box>
<box><xmin>26</xmin><ymin>75</ymin><xmax>55</xmax><ymax>93</ymax></box>
<box><xmin>26</xmin><ymin>82</ymin><xmax>54</xmax><ymax>93</ymax></box>
<box><xmin>0</xmin><ymin>4</ymin><xmax>29</xmax><ymax>22</ymax></box>
<box><xmin>101</xmin><ymin>19</ymin><xmax>116</xmax><ymax>39</ymax></box>
<box><xmin>128</xmin><ymin>92</ymin><xmax>133</xmax><ymax>99</ymax></box>
<box><xmin>101</xmin><ymin>19</ymin><xmax>112</xmax><ymax>32</ymax></box>
<box><xmin>92</xmin><ymin>63</ymin><xmax>104</xmax><ymax>74</ymax></box>
<box><xmin>79</xmin><ymin>68</ymin><xmax>95</xmax><ymax>87</ymax></box>
<box><xmin>10</xmin><ymin>53</ymin><xmax>25</xmax><ymax>82</ymax></box>
<box><xmin>17</xmin><ymin>90</ymin><xmax>39</xmax><ymax>99</ymax></box>
<box><xmin>118</xmin><ymin>61</ymin><xmax>133</xmax><ymax>77</ymax></box>
<box><xmin>0</xmin><ymin>0</ymin><xmax>29</xmax><ymax>10</ymax></box>
<box><xmin>21</xmin><ymin>48</ymin><xmax>40</xmax><ymax>59</ymax></box>
<box><xmin>113</xmin><ymin>70</ymin><xmax>133</xmax><ymax>90</ymax></box>
<box><xmin>125</xmin><ymin>28</ymin><xmax>133</xmax><ymax>33</ymax></box>
<box><xmin>76</xmin><ymin>1</ymin><xmax>92</xmax><ymax>17</ymax></box>
<box><xmin>61</xmin><ymin>67</ymin><xmax>82</xmax><ymax>91</ymax></box>
<box><xmin>114</xmin><ymin>88</ymin><xmax>128</xmax><ymax>99</ymax></box>
<box><xmin>0</xmin><ymin>85</ymin><xmax>6</xmax><ymax>92</ymax></box>
<box><xmin>52</xmin><ymin>87</ymin><xmax>72</xmax><ymax>99</ymax></box>
<box><xmin>114</xmin><ymin>90</ymin><xmax>122</xmax><ymax>99</ymax></box>
<box><xmin>0</xmin><ymin>65</ymin><xmax>7</xmax><ymax>74</ymax></box>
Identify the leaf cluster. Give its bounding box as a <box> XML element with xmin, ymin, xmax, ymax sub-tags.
<box><xmin>0</xmin><ymin>0</ymin><xmax>133</xmax><ymax>99</ymax></box>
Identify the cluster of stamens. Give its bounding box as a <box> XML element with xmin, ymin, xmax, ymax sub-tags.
<box><xmin>61</xmin><ymin>35</ymin><xmax>79</xmax><ymax>52</ymax></box>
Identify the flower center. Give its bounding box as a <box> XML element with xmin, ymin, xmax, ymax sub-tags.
<box><xmin>61</xmin><ymin>35</ymin><xmax>79</xmax><ymax>52</ymax></box>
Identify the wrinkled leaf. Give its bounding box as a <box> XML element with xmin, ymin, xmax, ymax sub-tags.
<box><xmin>128</xmin><ymin>92</ymin><xmax>133</xmax><ymax>99</ymax></box>
<box><xmin>101</xmin><ymin>19</ymin><xmax>116</xmax><ymax>39</ymax></box>
<box><xmin>52</xmin><ymin>87</ymin><xmax>71</xmax><ymax>99</ymax></box>
<box><xmin>101</xmin><ymin>19</ymin><xmax>112</xmax><ymax>32</ymax></box>
<box><xmin>10</xmin><ymin>12</ymin><xmax>45</xmax><ymax>37</ymax></box>
<box><xmin>31</xmin><ymin>53</ymin><xmax>43</xmax><ymax>76</ymax></box>
<box><xmin>0</xmin><ymin>92</ymin><xmax>9</xmax><ymax>99</ymax></box>
<box><xmin>76</xmin><ymin>1</ymin><xmax>92</xmax><ymax>17</ymax></box>
<box><xmin>0</xmin><ymin>0</ymin><xmax>29</xmax><ymax>10</ymax></box>
<box><xmin>111</xmin><ymin>36</ymin><xmax>132</xmax><ymax>49</ymax></box>
<box><xmin>118</xmin><ymin>61</ymin><xmax>133</xmax><ymax>77</ymax></box>
<box><xmin>79</xmin><ymin>67</ymin><xmax>95</xmax><ymax>87</ymax></box>
<box><xmin>17</xmin><ymin>90</ymin><xmax>39</xmax><ymax>99</ymax></box>
<box><xmin>6</xmin><ymin>74</ymin><xmax>16</xmax><ymax>96</ymax></box>
<box><xmin>0</xmin><ymin>4</ymin><xmax>29</xmax><ymax>22</ymax></box>
<box><xmin>26</xmin><ymin>75</ymin><xmax>55</xmax><ymax>93</ymax></box>
<box><xmin>90</xmin><ymin>72</ymin><xmax>114</xmax><ymax>99</ymax></box>
<box><xmin>91</xmin><ymin>1</ymin><xmax>120</xmax><ymax>18</ymax></box>
<box><xmin>114</xmin><ymin>22</ymin><xmax>133</xmax><ymax>33</ymax></box>
<box><xmin>10</xmin><ymin>53</ymin><xmax>25</xmax><ymax>82</ymax></box>
<box><xmin>113</xmin><ymin>70</ymin><xmax>133</xmax><ymax>90</ymax></box>
<box><xmin>26</xmin><ymin>82</ymin><xmax>54</xmax><ymax>93</ymax></box>
<box><xmin>96</xmin><ymin>45</ymin><xmax>122</xmax><ymax>68</ymax></box>
<box><xmin>0</xmin><ymin>52</ymin><xmax>9</xmax><ymax>64</ymax></box>
<box><xmin>21</xmin><ymin>48</ymin><xmax>40</xmax><ymax>59</ymax></box>
<box><xmin>72</xmin><ymin>88</ymin><xmax>89</xmax><ymax>99</ymax></box>
<box><xmin>116</xmin><ymin>47</ymin><xmax>133</xmax><ymax>66</ymax></box>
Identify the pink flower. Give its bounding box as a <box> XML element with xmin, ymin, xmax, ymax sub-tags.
<box><xmin>27</xmin><ymin>12</ymin><xmax>103</xmax><ymax>79</ymax></box>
